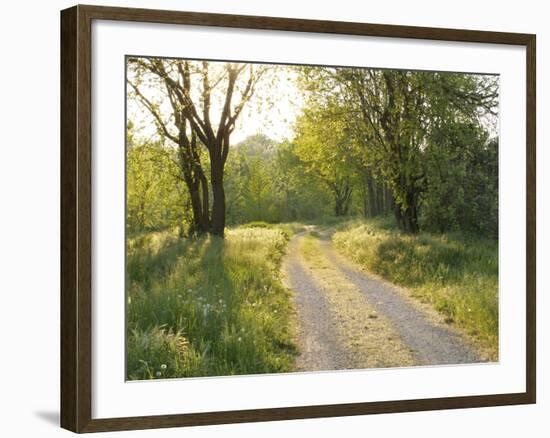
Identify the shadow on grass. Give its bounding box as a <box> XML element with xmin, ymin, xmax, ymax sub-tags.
<box><xmin>126</xmin><ymin>229</ymin><xmax>297</xmax><ymax>379</ymax></box>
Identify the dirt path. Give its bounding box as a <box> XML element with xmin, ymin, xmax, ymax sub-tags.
<box><xmin>283</xmin><ymin>229</ymin><xmax>483</xmax><ymax>371</ymax></box>
<box><xmin>282</xmin><ymin>235</ymin><xmax>352</xmax><ymax>371</ymax></box>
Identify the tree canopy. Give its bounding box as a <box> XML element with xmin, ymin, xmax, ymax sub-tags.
<box><xmin>127</xmin><ymin>58</ymin><xmax>499</xmax><ymax>238</ymax></box>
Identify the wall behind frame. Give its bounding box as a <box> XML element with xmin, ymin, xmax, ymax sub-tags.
<box><xmin>0</xmin><ymin>0</ymin><xmax>546</xmax><ymax>437</ymax></box>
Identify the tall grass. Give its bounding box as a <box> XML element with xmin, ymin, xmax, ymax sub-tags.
<box><xmin>333</xmin><ymin>218</ymin><xmax>498</xmax><ymax>358</ymax></box>
<box><xmin>240</xmin><ymin>220</ymin><xmax>306</xmax><ymax>237</ymax></box>
<box><xmin>126</xmin><ymin>226</ymin><xmax>297</xmax><ymax>380</ymax></box>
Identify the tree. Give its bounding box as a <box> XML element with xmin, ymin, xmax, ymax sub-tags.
<box><xmin>300</xmin><ymin>67</ymin><xmax>498</xmax><ymax>233</ymax></box>
<box><xmin>293</xmin><ymin>106</ymin><xmax>356</xmax><ymax>216</ymax></box>
<box><xmin>128</xmin><ymin>58</ymin><xmax>264</xmax><ymax>237</ymax></box>
<box><xmin>224</xmin><ymin>134</ymin><xmax>279</xmax><ymax>223</ymax></box>
<box><xmin>272</xmin><ymin>141</ymin><xmax>331</xmax><ymax>222</ymax></box>
<box><xmin>126</xmin><ymin>137</ymin><xmax>190</xmax><ymax>235</ymax></box>
<box><xmin>353</xmin><ymin>70</ymin><xmax>498</xmax><ymax>233</ymax></box>
<box><xmin>422</xmin><ymin>121</ymin><xmax>498</xmax><ymax>236</ymax></box>
<box><xmin>223</xmin><ymin>135</ymin><xmax>331</xmax><ymax>224</ymax></box>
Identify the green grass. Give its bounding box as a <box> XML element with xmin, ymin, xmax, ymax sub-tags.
<box><xmin>126</xmin><ymin>226</ymin><xmax>297</xmax><ymax>380</ymax></box>
<box><xmin>240</xmin><ymin>220</ymin><xmax>306</xmax><ymax>238</ymax></box>
<box><xmin>240</xmin><ymin>220</ymin><xmax>275</xmax><ymax>229</ymax></box>
<box><xmin>333</xmin><ymin>218</ymin><xmax>498</xmax><ymax>358</ymax></box>
<box><xmin>275</xmin><ymin>222</ymin><xmax>307</xmax><ymax>237</ymax></box>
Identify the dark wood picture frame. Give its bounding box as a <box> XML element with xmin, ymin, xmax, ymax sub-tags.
<box><xmin>60</xmin><ymin>4</ymin><xmax>536</xmax><ymax>433</ymax></box>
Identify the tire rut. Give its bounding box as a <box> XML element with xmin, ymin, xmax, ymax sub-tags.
<box><xmin>283</xmin><ymin>232</ymin><xmax>416</xmax><ymax>371</ymax></box>
<box><xmin>283</xmin><ymin>236</ymin><xmax>353</xmax><ymax>371</ymax></box>
<box><xmin>321</xmin><ymin>239</ymin><xmax>484</xmax><ymax>365</ymax></box>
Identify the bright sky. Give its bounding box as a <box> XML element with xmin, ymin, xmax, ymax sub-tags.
<box><xmin>232</xmin><ymin>67</ymin><xmax>304</xmax><ymax>143</ymax></box>
<box><xmin>127</xmin><ymin>60</ymin><xmax>498</xmax><ymax>146</ymax></box>
<box><xmin>127</xmin><ymin>61</ymin><xmax>304</xmax><ymax>146</ymax></box>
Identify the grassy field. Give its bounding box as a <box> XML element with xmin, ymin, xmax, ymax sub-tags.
<box><xmin>126</xmin><ymin>224</ymin><xmax>297</xmax><ymax>380</ymax></box>
<box><xmin>332</xmin><ymin>217</ymin><xmax>498</xmax><ymax>359</ymax></box>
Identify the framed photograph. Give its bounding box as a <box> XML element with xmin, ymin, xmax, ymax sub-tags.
<box><xmin>60</xmin><ymin>4</ymin><xmax>536</xmax><ymax>433</ymax></box>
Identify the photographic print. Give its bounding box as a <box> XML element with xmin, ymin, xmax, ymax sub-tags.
<box><xmin>60</xmin><ymin>7</ymin><xmax>536</xmax><ymax>431</ymax></box>
<box><xmin>125</xmin><ymin>56</ymin><xmax>499</xmax><ymax>380</ymax></box>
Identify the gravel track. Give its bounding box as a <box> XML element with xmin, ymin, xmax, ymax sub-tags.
<box><xmin>321</xmin><ymin>240</ymin><xmax>483</xmax><ymax>366</ymax></box>
<box><xmin>284</xmin><ymin>230</ymin><xmax>484</xmax><ymax>371</ymax></box>
<box><xmin>283</xmin><ymin>235</ymin><xmax>353</xmax><ymax>371</ymax></box>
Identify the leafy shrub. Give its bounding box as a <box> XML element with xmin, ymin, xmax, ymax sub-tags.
<box><xmin>241</xmin><ymin>221</ymin><xmax>274</xmax><ymax>229</ymax></box>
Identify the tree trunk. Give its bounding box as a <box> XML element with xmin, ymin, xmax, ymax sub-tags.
<box><xmin>210</xmin><ymin>183</ymin><xmax>225</xmax><ymax>236</ymax></box>
<box><xmin>197</xmin><ymin>169</ymin><xmax>210</xmax><ymax>230</ymax></box>
<box><xmin>187</xmin><ymin>183</ymin><xmax>206</xmax><ymax>235</ymax></box>
<box><xmin>366</xmin><ymin>175</ymin><xmax>377</xmax><ymax>217</ymax></box>
<box><xmin>210</xmin><ymin>157</ymin><xmax>226</xmax><ymax>237</ymax></box>
<box><xmin>344</xmin><ymin>182</ymin><xmax>352</xmax><ymax>215</ymax></box>
<box><xmin>393</xmin><ymin>191</ymin><xmax>419</xmax><ymax>234</ymax></box>
<box><xmin>177</xmin><ymin>132</ymin><xmax>210</xmax><ymax>236</ymax></box>
<box><xmin>333</xmin><ymin>178</ymin><xmax>352</xmax><ymax>216</ymax></box>
<box><xmin>383</xmin><ymin>186</ymin><xmax>393</xmax><ymax>215</ymax></box>
<box><xmin>375</xmin><ymin>183</ymin><xmax>384</xmax><ymax>216</ymax></box>
<box><xmin>401</xmin><ymin>206</ymin><xmax>419</xmax><ymax>233</ymax></box>
<box><xmin>183</xmin><ymin>173</ymin><xmax>210</xmax><ymax>236</ymax></box>
<box><xmin>360</xmin><ymin>177</ymin><xmax>369</xmax><ymax>217</ymax></box>
<box><xmin>334</xmin><ymin>197</ymin><xmax>344</xmax><ymax>216</ymax></box>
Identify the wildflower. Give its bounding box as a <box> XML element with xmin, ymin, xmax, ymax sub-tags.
<box><xmin>155</xmin><ymin>371</ymin><xmax>162</xmax><ymax>377</ymax></box>
<box><xmin>160</xmin><ymin>364</ymin><xmax>167</xmax><ymax>370</ymax></box>
<box><xmin>237</xmin><ymin>337</ymin><xmax>242</xmax><ymax>342</ymax></box>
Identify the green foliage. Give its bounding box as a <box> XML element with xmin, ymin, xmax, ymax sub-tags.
<box><xmin>225</xmin><ymin>135</ymin><xmax>332</xmax><ymax>224</ymax></box>
<box><xmin>126</xmin><ymin>139</ymin><xmax>190</xmax><ymax>235</ymax></box>
<box><xmin>422</xmin><ymin>124</ymin><xmax>498</xmax><ymax>237</ymax></box>
<box><xmin>126</xmin><ymin>227</ymin><xmax>297</xmax><ymax>379</ymax></box>
<box><xmin>297</xmin><ymin>67</ymin><xmax>499</xmax><ymax>234</ymax></box>
<box><xmin>128</xmin><ymin>59</ymin><xmax>498</xmax><ymax>237</ymax></box>
<box><xmin>293</xmin><ymin>105</ymin><xmax>356</xmax><ymax>216</ymax></box>
<box><xmin>333</xmin><ymin>219</ymin><xmax>498</xmax><ymax>357</ymax></box>
<box><xmin>241</xmin><ymin>221</ymin><xmax>274</xmax><ymax>229</ymax></box>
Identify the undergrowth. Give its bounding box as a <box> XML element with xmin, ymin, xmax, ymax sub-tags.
<box><xmin>126</xmin><ymin>226</ymin><xmax>297</xmax><ymax>379</ymax></box>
